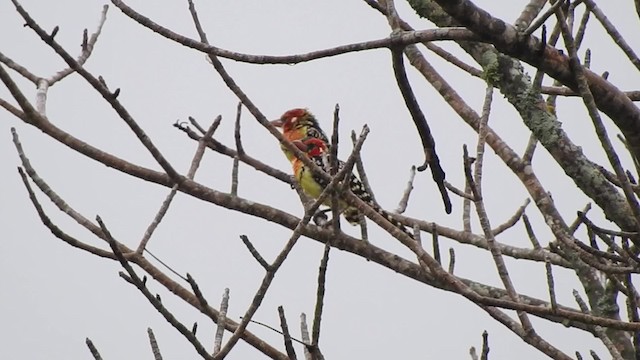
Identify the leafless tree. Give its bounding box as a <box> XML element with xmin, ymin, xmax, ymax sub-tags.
<box><xmin>3</xmin><ymin>0</ymin><xmax>640</xmax><ymax>359</ymax></box>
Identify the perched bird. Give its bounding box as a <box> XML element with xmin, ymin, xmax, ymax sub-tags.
<box><xmin>291</xmin><ymin>137</ymin><xmax>412</xmax><ymax>238</ymax></box>
<box><xmin>270</xmin><ymin>108</ymin><xmax>329</xmax><ymax>162</ymax></box>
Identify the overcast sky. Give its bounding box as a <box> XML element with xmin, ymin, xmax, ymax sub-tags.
<box><xmin>2</xmin><ymin>1</ymin><xmax>639</xmax><ymax>359</ymax></box>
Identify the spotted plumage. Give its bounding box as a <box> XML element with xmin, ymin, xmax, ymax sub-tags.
<box><xmin>292</xmin><ymin>137</ymin><xmax>412</xmax><ymax>237</ymax></box>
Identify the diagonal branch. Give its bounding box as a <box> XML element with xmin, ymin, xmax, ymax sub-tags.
<box><xmin>12</xmin><ymin>0</ymin><xmax>181</xmax><ymax>181</ymax></box>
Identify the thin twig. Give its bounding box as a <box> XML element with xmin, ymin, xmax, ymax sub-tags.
<box><xmin>213</xmin><ymin>127</ymin><xmax>371</xmax><ymax>359</ymax></box>
<box><xmin>330</xmin><ymin>104</ymin><xmax>342</xmax><ymax>234</ymax></box>
<box><xmin>465</xmin><ymin>92</ymin><xmax>535</xmax><ymax>333</ymax></box>
<box><xmin>99</xmin><ymin>216</ymin><xmax>215</xmax><ymax>360</ymax></box>
<box><xmin>147</xmin><ymin>328</ymin><xmax>163</xmax><ymax>360</ymax></box>
<box><xmin>246</xmin><ymin>318</ymin><xmax>307</xmax><ymax>346</ymax></box>
<box><xmin>583</xmin><ymin>0</ymin><xmax>640</xmax><ymax>72</ymax></box>
<box><xmin>432</xmin><ymin>223</ymin><xmax>441</xmax><ymax>265</ymax></box>
<box><xmin>545</xmin><ymin>257</ymin><xmax>558</xmax><ymax>311</ymax></box>
<box><xmin>13</xmin><ymin>0</ymin><xmax>182</xmax><ymax>182</ymax></box>
<box><xmin>350</xmin><ymin>130</ymin><xmax>376</xmax><ymax>205</ymax></box>
<box><xmin>492</xmin><ymin>199</ymin><xmax>531</xmax><ymax>236</ymax></box>
<box><xmin>524</xmin><ymin>0</ymin><xmax>566</xmax><ymax>36</ymax></box>
<box><xmin>240</xmin><ymin>235</ymin><xmax>270</xmax><ymax>270</ymax></box>
<box><xmin>86</xmin><ymin>338</ymin><xmax>103</xmax><ymax>360</ymax></box>
<box><xmin>231</xmin><ymin>103</ymin><xmax>243</xmax><ymax>195</ymax></box>
<box><xmin>395</xmin><ymin>165</ymin><xmax>416</xmax><ymax>214</ymax></box>
<box><xmin>572</xmin><ymin>290</ymin><xmax>624</xmax><ymax>360</ymax></box>
<box><xmin>300</xmin><ymin>313</ymin><xmax>312</xmax><ymax>360</ymax></box>
<box><xmin>112</xmin><ymin>0</ymin><xmax>478</xmax><ymax>64</ymax></box>
<box><xmin>624</xmin><ymin>274</ymin><xmax>640</xmax><ymax>359</ymax></box>
<box><xmin>213</xmin><ymin>288</ymin><xmax>230</xmax><ymax>355</ymax></box>
<box><xmin>470</xmin><ymin>346</ymin><xmax>479</xmax><ymax>360</ymax></box>
<box><xmin>574</xmin><ymin>6</ymin><xmax>591</xmax><ymax>50</ymax></box>
<box><xmin>445</xmin><ymin>181</ymin><xmax>476</xmax><ymax>201</ymax></box>
<box><xmin>448</xmin><ymin>248</ymin><xmax>456</xmax><ymax>274</ymax></box>
<box><xmin>480</xmin><ymin>330</ymin><xmax>490</xmax><ymax>360</ymax></box>
<box><xmin>311</xmin><ymin>244</ymin><xmax>331</xmax><ymax>346</ymax></box>
<box><xmin>278</xmin><ymin>306</ymin><xmax>297</xmax><ymax>360</ymax></box>
<box><xmin>137</xmin><ymin>116</ymin><xmax>222</xmax><ymax>254</ymax></box>
<box><xmin>555</xmin><ymin>6</ymin><xmax>640</xmax><ymax>235</ymax></box>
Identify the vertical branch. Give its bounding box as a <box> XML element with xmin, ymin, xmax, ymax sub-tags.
<box><xmin>448</xmin><ymin>248</ymin><xmax>456</xmax><ymax>274</ymax></box>
<box><xmin>232</xmin><ymin>102</ymin><xmax>243</xmax><ymax>195</ymax></box>
<box><xmin>330</xmin><ymin>104</ymin><xmax>341</xmax><ymax>234</ymax></box>
<box><xmin>351</xmin><ymin>130</ymin><xmax>376</xmax><ymax>205</ymax></box>
<box><xmin>300</xmin><ymin>313</ymin><xmax>312</xmax><ymax>360</ymax></box>
<box><xmin>474</xmin><ymin>85</ymin><xmax>493</xmax><ymax>193</ymax></box>
<box><xmin>432</xmin><ymin>224</ymin><xmax>441</xmax><ymax>264</ymax></box>
<box><xmin>464</xmin><ymin>111</ymin><xmax>535</xmax><ymax>333</ymax></box>
<box><xmin>480</xmin><ymin>330</ymin><xmax>490</xmax><ymax>360</ymax></box>
<box><xmin>624</xmin><ymin>274</ymin><xmax>640</xmax><ymax>359</ymax></box>
<box><xmin>213</xmin><ymin>288</ymin><xmax>230</xmax><ymax>355</ymax></box>
<box><xmin>545</xmin><ymin>257</ymin><xmax>558</xmax><ymax>311</ymax></box>
<box><xmin>35</xmin><ymin>78</ymin><xmax>48</xmax><ymax>115</ymax></box>
<box><xmin>311</xmin><ymin>244</ymin><xmax>331</xmax><ymax>346</ymax></box>
<box><xmin>574</xmin><ymin>6</ymin><xmax>591</xmax><ymax>50</ymax></box>
<box><xmin>463</xmin><ymin>178</ymin><xmax>473</xmax><ymax>232</ymax></box>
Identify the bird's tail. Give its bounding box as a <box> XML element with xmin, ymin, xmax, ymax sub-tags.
<box><xmin>344</xmin><ymin>204</ymin><xmax>413</xmax><ymax>239</ymax></box>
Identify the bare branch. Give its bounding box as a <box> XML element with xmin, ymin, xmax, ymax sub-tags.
<box><xmin>147</xmin><ymin>328</ymin><xmax>163</xmax><ymax>360</ymax></box>
<box><xmin>480</xmin><ymin>330</ymin><xmax>490</xmax><ymax>360</ymax></box>
<box><xmin>13</xmin><ymin>0</ymin><xmax>181</xmax><ymax>181</ymax></box>
<box><xmin>555</xmin><ymin>6</ymin><xmax>640</xmax><ymax>235</ymax></box>
<box><xmin>448</xmin><ymin>248</ymin><xmax>456</xmax><ymax>274</ymax></box>
<box><xmin>231</xmin><ymin>103</ymin><xmax>244</xmax><ymax>195</ymax></box>
<box><xmin>278</xmin><ymin>307</ymin><xmax>297</xmax><ymax>360</ymax></box>
<box><xmin>351</xmin><ymin>130</ymin><xmax>376</xmax><ymax>206</ymax></box>
<box><xmin>300</xmin><ymin>313</ymin><xmax>312</xmax><ymax>360</ymax></box>
<box><xmin>389</xmin><ymin>34</ymin><xmax>451</xmax><ymax>214</ymax></box>
<box><xmin>514</xmin><ymin>0</ymin><xmax>548</xmax><ymax>31</ymax></box>
<box><xmin>524</xmin><ymin>0</ymin><xmax>566</xmax><ymax>36</ymax></box>
<box><xmin>583</xmin><ymin>0</ymin><xmax>640</xmax><ymax>72</ymax></box>
<box><xmin>395</xmin><ymin>165</ymin><xmax>416</xmax><ymax>214</ymax></box>
<box><xmin>213</xmin><ymin>288</ymin><xmax>230</xmax><ymax>355</ymax></box>
<box><xmin>311</xmin><ymin>243</ymin><xmax>331</xmax><ymax>346</ymax></box>
<box><xmin>491</xmin><ymin>199</ymin><xmax>531</xmax><ymax>236</ymax></box>
<box><xmin>240</xmin><ymin>235</ymin><xmax>270</xmax><ymax>270</ymax></box>
<box><xmin>545</xmin><ymin>257</ymin><xmax>558</xmax><ymax>311</ymax></box>
<box><xmin>85</xmin><ymin>338</ymin><xmax>103</xmax><ymax>360</ymax></box>
<box><xmin>99</xmin><ymin>216</ymin><xmax>216</xmax><ymax>360</ymax></box>
<box><xmin>111</xmin><ymin>0</ymin><xmax>478</xmax><ymax>64</ymax></box>
<box><xmin>432</xmin><ymin>224</ymin><xmax>441</xmax><ymax>265</ymax></box>
<box><xmin>572</xmin><ymin>290</ymin><xmax>624</xmax><ymax>360</ymax></box>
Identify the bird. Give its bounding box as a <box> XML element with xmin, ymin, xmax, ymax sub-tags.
<box><xmin>290</xmin><ymin>137</ymin><xmax>413</xmax><ymax>238</ymax></box>
<box><xmin>270</xmin><ymin>108</ymin><xmax>329</xmax><ymax>162</ymax></box>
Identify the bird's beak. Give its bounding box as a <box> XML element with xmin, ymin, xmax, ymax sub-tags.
<box><xmin>270</xmin><ymin>119</ymin><xmax>284</xmax><ymax>128</ymax></box>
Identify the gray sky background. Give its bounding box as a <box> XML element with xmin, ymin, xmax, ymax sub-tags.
<box><xmin>1</xmin><ymin>1</ymin><xmax>639</xmax><ymax>359</ymax></box>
